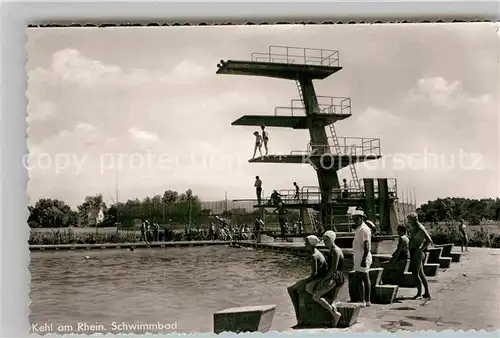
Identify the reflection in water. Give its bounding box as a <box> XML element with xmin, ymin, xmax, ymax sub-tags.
<box><xmin>30</xmin><ymin>246</ymin><xmax>352</xmax><ymax>333</ymax></box>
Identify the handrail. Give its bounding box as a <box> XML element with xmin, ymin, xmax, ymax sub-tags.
<box><xmin>231</xmin><ymin>179</ymin><xmax>398</xmax><ymax>210</ymax></box>
<box><xmin>249</xmin><ymin>45</ymin><xmax>340</xmax><ymax>67</ymax></box>
<box><xmin>308</xmin><ymin>136</ymin><xmax>381</xmax><ymax>157</ymax></box>
<box><xmin>284</xmin><ymin>96</ymin><xmax>352</xmax><ymax>116</ymax></box>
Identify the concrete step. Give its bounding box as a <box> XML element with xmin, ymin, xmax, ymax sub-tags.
<box><xmin>336</xmin><ymin>303</ymin><xmax>362</xmax><ymax>328</ymax></box>
<box><xmin>451</xmin><ymin>252</ymin><xmax>462</xmax><ymax>262</ymax></box>
<box><xmin>435</xmin><ymin>243</ymin><xmax>453</xmax><ymax>257</ymax></box>
<box><xmin>213</xmin><ymin>304</ymin><xmax>276</xmax><ymax>333</ymax></box>
<box><xmin>373</xmin><ymin>285</ymin><xmax>399</xmax><ymax>304</ymax></box>
<box><xmin>399</xmin><ymin>272</ymin><xmax>418</xmax><ymax>288</ymax></box>
<box><xmin>349</xmin><ymin>268</ymin><xmax>397</xmax><ymax>304</ymax></box>
<box><xmin>423</xmin><ymin>263</ymin><xmax>440</xmax><ymax>277</ymax></box>
<box><xmin>439</xmin><ymin>257</ymin><xmax>452</xmax><ymax>269</ymax></box>
<box><xmin>426</xmin><ymin>247</ymin><xmax>443</xmax><ymax>264</ymax></box>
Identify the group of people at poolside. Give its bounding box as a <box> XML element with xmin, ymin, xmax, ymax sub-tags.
<box><xmin>288</xmin><ymin>209</ymin><xmax>436</xmax><ymax>327</ymax></box>
<box><xmin>254</xmin><ymin>176</ymin><xmax>301</xmax><ymax>206</ymax></box>
<box><xmin>140</xmin><ymin>220</ymin><xmax>160</xmax><ymax>243</ymax></box>
<box><xmin>208</xmin><ymin>221</ymin><xmax>256</xmax><ymax>241</ymax></box>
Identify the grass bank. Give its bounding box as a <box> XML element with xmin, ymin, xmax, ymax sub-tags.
<box><xmin>29</xmin><ymin>223</ymin><xmax>500</xmax><ymax>248</ymax></box>
<box><xmin>28</xmin><ymin>228</ymin><xmax>211</xmax><ymax>245</ymax></box>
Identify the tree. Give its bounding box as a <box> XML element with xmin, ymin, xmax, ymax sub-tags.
<box><xmin>77</xmin><ymin>194</ymin><xmax>107</xmax><ymax>226</ymax></box>
<box><xmin>162</xmin><ymin>190</ymin><xmax>178</xmax><ymax>204</ymax></box>
<box><xmin>28</xmin><ymin>198</ymin><xmax>77</xmax><ymax>228</ymax></box>
<box><xmin>417</xmin><ymin>197</ymin><xmax>500</xmax><ymax>223</ymax></box>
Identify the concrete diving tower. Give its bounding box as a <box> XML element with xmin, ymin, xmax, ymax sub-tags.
<box><xmin>216</xmin><ymin>45</ymin><xmax>399</xmax><ymax>235</ymax></box>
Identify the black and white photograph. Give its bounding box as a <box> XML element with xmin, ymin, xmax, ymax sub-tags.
<box><xmin>26</xmin><ymin>23</ymin><xmax>499</xmax><ymax>334</ymax></box>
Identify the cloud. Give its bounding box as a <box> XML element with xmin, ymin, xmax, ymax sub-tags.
<box><xmin>167</xmin><ymin>60</ymin><xmax>211</xmax><ymax>83</ymax></box>
<box><xmin>128</xmin><ymin>127</ymin><xmax>160</xmax><ymax>142</ymax></box>
<box><xmin>410</xmin><ymin>77</ymin><xmax>462</xmax><ymax>109</ymax></box>
<box><xmin>406</xmin><ymin>76</ymin><xmax>491</xmax><ymax>113</ymax></box>
<box><xmin>27</xmin><ymin>101</ymin><xmax>56</xmax><ymax>122</ymax></box>
<box><xmin>30</xmin><ymin>48</ymin><xmax>211</xmax><ymax>89</ymax></box>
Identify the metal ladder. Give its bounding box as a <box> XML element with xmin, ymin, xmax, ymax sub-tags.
<box><xmin>348</xmin><ymin>144</ymin><xmax>360</xmax><ymax>189</ymax></box>
<box><xmin>328</xmin><ymin>123</ymin><xmax>360</xmax><ymax>189</ymax></box>
<box><xmin>307</xmin><ymin>208</ymin><xmax>316</xmax><ymax>232</ymax></box>
<box><xmin>295</xmin><ymin>79</ymin><xmax>360</xmax><ymax>189</ymax></box>
<box><xmin>295</xmin><ymin>80</ymin><xmax>305</xmax><ymax>108</ymax></box>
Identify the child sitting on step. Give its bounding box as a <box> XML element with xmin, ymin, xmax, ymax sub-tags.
<box><xmin>391</xmin><ymin>225</ymin><xmax>409</xmax><ymax>262</ymax></box>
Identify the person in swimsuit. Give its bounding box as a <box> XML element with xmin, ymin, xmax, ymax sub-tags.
<box><xmin>261</xmin><ymin>125</ymin><xmax>269</xmax><ymax>155</ymax></box>
<box><xmin>407</xmin><ymin>212</ymin><xmax>433</xmax><ymax>300</ymax></box>
<box><xmin>273</xmin><ymin>204</ymin><xmax>289</xmax><ymax>238</ymax></box>
<box><xmin>270</xmin><ymin>190</ymin><xmax>283</xmax><ymax>206</ymax></box>
<box><xmin>287</xmin><ymin>235</ymin><xmax>328</xmax><ymax>327</ymax></box>
<box><xmin>341</xmin><ymin>179</ymin><xmax>349</xmax><ymax>198</ymax></box>
<box><xmin>391</xmin><ymin>225</ymin><xmax>410</xmax><ymax>262</ymax></box>
<box><xmin>254</xmin><ymin>216</ymin><xmax>265</xmax><ymax>242</ymax></box>
<box><xmin>293</xmin><ymin>182</ymin><xmax>300</xmax><ymax>200</ymax></box>
<box><xmin>252</xmin><ymin>131</ymin><xmax>263</xmax><ymax>159</ymax></box>
<box><xmin>306</xmin><ymin>231</ymin><xmax>345</xmax><ymax>326</ymax></box>
<box><xmin>254</xmin><ymin>176</ymin><xmax>262</xmax><ymax>204</ymax></box>
<box><xmin>458</xmin><ymin>219</ymin><xmax>468</xmax><ymax>252</ymax></box>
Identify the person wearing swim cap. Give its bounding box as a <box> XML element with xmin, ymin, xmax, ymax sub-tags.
<box><xmin>305</xmin><ymin>231</ymin><xmax>344</xmax><ymax>326</ymax></box>
<box><xmin>287</xmin><ymin>235</ymin><xmax>328</xmax><ymax>327</ymax></box>
<box><xmin>351</xmin><ymin>209</ymin><xmax>372</xmax><ymax>307</ymax></box>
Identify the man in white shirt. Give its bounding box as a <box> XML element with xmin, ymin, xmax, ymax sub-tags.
<box><xmin>352</xmin><ymin>209</ymin><xmax>372</xmax><ymax>307</ymax></box>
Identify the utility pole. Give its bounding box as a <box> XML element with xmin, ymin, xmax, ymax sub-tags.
<box><xmin>225</xmin><ymin>191</ymin><xmax>228</xmax><ymax>213</ymax></box>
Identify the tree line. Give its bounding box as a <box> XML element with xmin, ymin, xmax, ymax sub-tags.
<box><xmin>28</xmin><ymin>189</ymin><xmax>206</xmax><ymax>228</ymax></box>
<box><xmin>28</xmin><ymin>193</ymin><xmax>500</xmax><ymax>228</ymax></box>
<box><xmin>416</xmin><ymin>197</ymin><xmax>500</xmax><ymax>225</ymax></box>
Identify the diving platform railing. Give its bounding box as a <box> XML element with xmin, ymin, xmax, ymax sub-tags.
<box><xmin>235</xmin><ymin>180</ymin><xmax>398</xmax><ymax>207</ymax></box>
<box><xmin>251</xmin><ymin>45</ymin><xmax>340</xmax><ymax>67</ymax></box>
<box><xmin>253</xmin><ymin>137</ymin><xmax>381</xmax><ymax>158</ymax></box>
<box><xmin>309</xmin><ymin>137</ymin><xmax>381</xmax><ymax>157</ymax></box>
<box><xmin>274</xmin><ymin>96</ymin><xmax>352</xmax><ymax>117</ymax></box>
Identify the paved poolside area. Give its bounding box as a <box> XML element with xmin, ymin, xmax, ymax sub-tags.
<box><xmin>293</xmin><ymin>247</ymin><xmax>500</xmax><ymax>332</ymax></box>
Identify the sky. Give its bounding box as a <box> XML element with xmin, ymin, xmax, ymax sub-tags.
<box><xmin>26</xmin><ymin>23</ymin><xmax>499</xmax><ymax>208</ymax></box>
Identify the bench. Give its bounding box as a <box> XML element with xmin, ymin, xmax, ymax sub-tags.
<box><xmin>213</xmin><ymin>305</ymin><xmax>276</xmax><ymax>333</ymax></box>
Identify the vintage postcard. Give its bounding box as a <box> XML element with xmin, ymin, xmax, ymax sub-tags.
<box><xmin>26</xmin><ymin>23</ymin><xmax>499</xmax><ymax>334</ymax></box>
